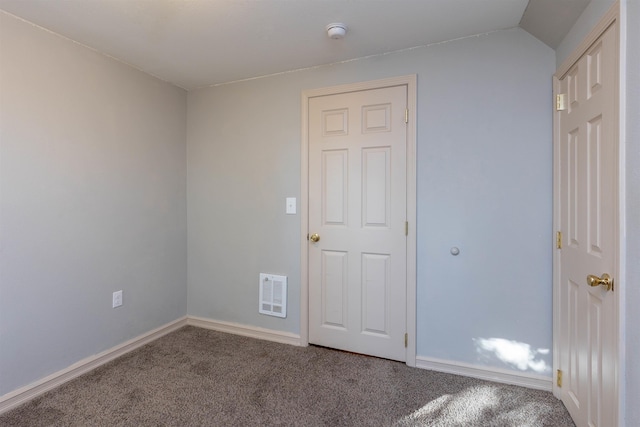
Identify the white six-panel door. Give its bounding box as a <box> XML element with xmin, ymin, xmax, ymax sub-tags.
<box><xmin>308</xmin><ymin>85</ymin><xmax>407</xmax><ymax>361</ymax></box>
<box><xmin>555</xmin><ymin>19</ymin><xmax>618</xmax><ymax>427</ymax></box>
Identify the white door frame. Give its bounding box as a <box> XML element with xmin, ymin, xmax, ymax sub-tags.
<box><xmin>300</xmin><ymin>75</ymin><xmax>417</xmax><ymax>366</ymax></box>
<box><xmin>552</xmin><ymin>2</ymin><xmax>622</xmax><ymax>423</ymax></box>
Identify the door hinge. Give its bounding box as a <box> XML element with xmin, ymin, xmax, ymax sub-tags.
<box><xmin>405</xmin><ymin>221</ymin><xmax>409</xmax><ymax>236</ymax></box>
<box><xmin>556</xmin><ymin>231</ymin><xmax>562</xmax><ymax>249</ymax></box>
<box><xmin>404</xmin><ymin>108</ymin><xmax>409</xmax><ymax>124</ymax></box>
<box><xmin>557</xmin><ymin>369</ymin><xmax>563</xmax><ymax>387</ymax></box>
<box><xmin>556</xmin><ymin>94</ymin><xmax>567</xmax><ymax>111</ymax></box>
<box><xmin>404</xmin><ymin>333</ymin><xmax>408</xmax><ymax>348</ymax></box>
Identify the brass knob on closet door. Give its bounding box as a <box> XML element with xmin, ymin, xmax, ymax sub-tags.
<box><xmin>309</xmin><ymin>233</ymin><xmax>320</xmax><ymax>243</ymax></box>
<box><xmin>587</xmin><ymin>273</ymin><xmax>613</xmax><ymax>292</ymax></box>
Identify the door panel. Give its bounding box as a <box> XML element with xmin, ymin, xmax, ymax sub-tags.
<box><xmin>308</xmin><ymin>85</ymin><xmax>407</xmax><ymax>361</ymax></box>
<box><xmin>361</xmin><ymin>252</ymin><xmax>390</xmax><ymax>336</ymax></box>
<box><xmin>362</xmin><ymin>147</ymin><xmax>391</xmax><ymax>227</ymax></box>
<box><xmin>322</xmin><ymin>150</ymin><xmax>348</xmax><ymax>226</ymax></box>
<box><xmin>556</xmin><ymin>22</ymin><xmax>617</xmax><ymax>427</ymax></box>
<box><xmin>321</xmin><ymin>250</ymin><xmax>348</xmax><ymax>328</ymax></box>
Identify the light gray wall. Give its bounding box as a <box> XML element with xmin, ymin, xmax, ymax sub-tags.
<box><xmin>623</xmin><ymin>0</ymin><xmax>639</xmax><ymax>424</ymax></box>
<box><xmin>187</xmin><ymin>28</ymin><xmax>556</xmax><ymax>376</ymax></box>
<box><xmin>0</xmin><ymin>13</ymin><xmax>188</xmax><ymax>396</ymax></box>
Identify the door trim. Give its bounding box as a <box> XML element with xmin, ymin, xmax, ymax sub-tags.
<box><xmin>552</xmin><ymin>2</ymin><xmax>621</xmax><ymax>423</ymax></box>
<box><xmin>300</xmin><ymin>75</ymin><xmax>417</xmax><ymax>366</ymax></box>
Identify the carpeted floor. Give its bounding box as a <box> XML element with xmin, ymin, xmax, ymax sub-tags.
<box><xmin>0</xmin><ymin>326</ymin><xmax>575</xmax><ymax>426</ymax></box>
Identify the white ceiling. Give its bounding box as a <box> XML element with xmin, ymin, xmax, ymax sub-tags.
<box><xmin>0</xmin><ymin>0</ymin><xmax>588</xmax><ymax>90</ymax></box>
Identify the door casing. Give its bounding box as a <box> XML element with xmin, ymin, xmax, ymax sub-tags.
<box><xmin>300</xmin><ymin>75</ymin><xmax>417</xmax><ymax>366</ymax></box>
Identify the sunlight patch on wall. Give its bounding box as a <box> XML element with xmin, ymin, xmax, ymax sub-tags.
<box><xmin>473</xmin><ymin>337</ymin><xmax>550</xmax><ymax>374</ymax></box>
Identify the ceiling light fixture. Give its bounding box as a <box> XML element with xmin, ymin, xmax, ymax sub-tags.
<box><xmin>326</xmin><ymin>23</ymin><xmax>347</xmax><ymax>39</ymax></box>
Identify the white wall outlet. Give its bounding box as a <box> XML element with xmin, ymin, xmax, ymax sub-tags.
<box><xmin>112</xmin><ymin>290</ymin><xmax>123</xmax><ymax>308</ymax></box>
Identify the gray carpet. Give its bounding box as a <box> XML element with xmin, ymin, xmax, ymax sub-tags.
<box><xmin>0</xmin><ymin>326</ymin><xmax>575</xmax><ymax>426</ymax></box>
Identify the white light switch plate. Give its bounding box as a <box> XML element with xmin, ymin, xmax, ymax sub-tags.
<box><xmin>286</xmin><ymin>197</ymin><xmax>296</xmax><ymax>214</ymax></box>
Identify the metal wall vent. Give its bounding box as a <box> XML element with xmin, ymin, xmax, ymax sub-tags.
<box><xmin>259</xmin><ymin>273</ymin><xmax>287</xmax><ymax>318</ymax></box>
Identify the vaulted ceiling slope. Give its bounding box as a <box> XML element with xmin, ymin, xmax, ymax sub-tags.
<box><xmin>0</xmin><ymin>0</ymin><xmax>588</xmax><ymax>90</ymax></box>
<box><xmin>519</xmin><ymin>0</ymin><xmax>590</xmax><ymax>49</ymax></box>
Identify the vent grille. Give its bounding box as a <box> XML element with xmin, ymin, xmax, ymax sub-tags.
<box><xmin>259</xmin><ymin>274</ymin><xmax>287</xmax><ymax>318</ymax></box>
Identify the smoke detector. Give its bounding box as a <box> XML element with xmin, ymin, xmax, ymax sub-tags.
<box><xmin>326</xmin><ymin>23</ymin><xmax>347</xmax><ymax>39</ymax></box>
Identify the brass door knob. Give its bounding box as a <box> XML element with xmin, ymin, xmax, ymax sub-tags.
<box><xmin>309</xmin><ymin>233</ymin><xmax>320</xmax><ymax>243</ymax></box>
<box><xmin>587</xmin><ymin>273</ymin><xmax>613</xmax><ymax>292</ymax></box>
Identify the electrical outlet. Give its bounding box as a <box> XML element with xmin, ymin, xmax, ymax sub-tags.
<box><xmin>112</xmin><ymin>290</ymin><xmax>123</xmax><ymax>308</ymax></box>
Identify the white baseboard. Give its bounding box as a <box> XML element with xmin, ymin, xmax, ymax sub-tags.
<box><xmin>0</xmin><ymin>316</ymin><xmax>188</xmax><ymax>415</ymax></box>
<box><xmin>187</xmin><ymin>316</ymin><xmax>302</xmax><ymax>347</ymax></box>
<box><xmin>415</xmin><ymin>356</ymin><xmax>552</xmax><ymax>391</ymax></box>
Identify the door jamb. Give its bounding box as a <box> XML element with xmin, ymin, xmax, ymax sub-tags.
<box><xmin>300</xmin><ymin>75</ymin><xmax>417</xmax><ymax>366</ymax></box>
